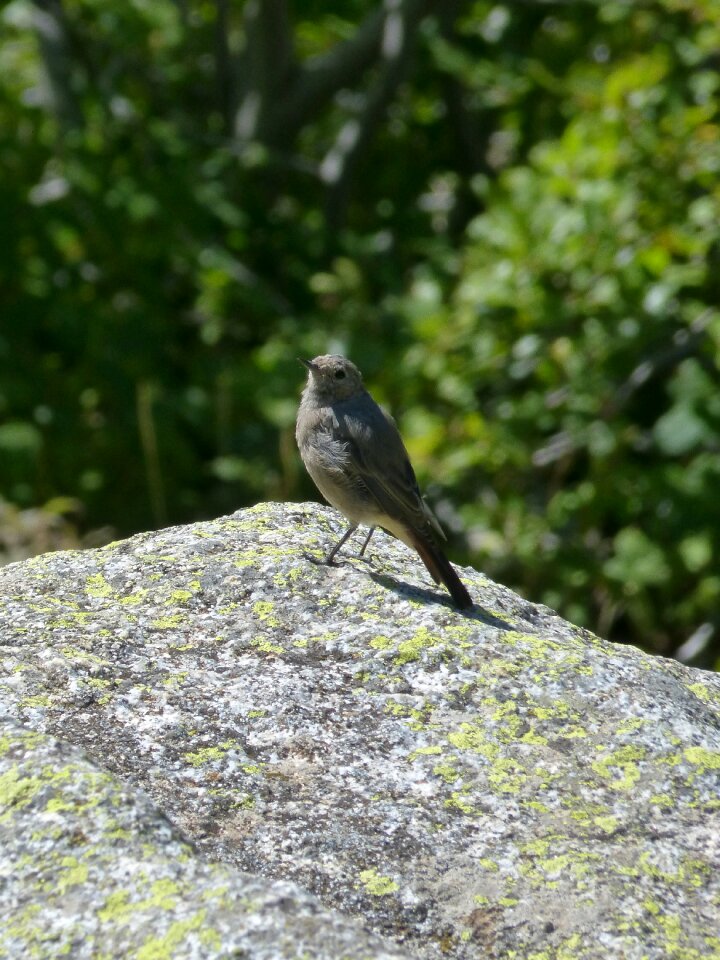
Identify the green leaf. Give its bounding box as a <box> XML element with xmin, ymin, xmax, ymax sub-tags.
<box><xmin>653</xmin><ymin>404</ymin><xmax>709</xmax><ymax>456</ymax></box>
<box><xmin>604</xmin><ymin>528</ymin><xmax>670</xmax><ymax>588</ymax></box>
<box><xmin>0</xmin><ymin>422</ymin><xmax>42</xmax><ymax>454</ymax></box>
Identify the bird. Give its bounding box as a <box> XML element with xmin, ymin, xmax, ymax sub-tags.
<box><xmin>295</xmin><ymin>354</ymin><xmax>472</xmax><ymax>609</ymax></box>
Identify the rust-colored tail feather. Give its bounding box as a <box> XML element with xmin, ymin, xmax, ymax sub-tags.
<box><xmin>411</xmin><ymin>534</ymin><xmax>473</xmax><ymax>610</ymax></box>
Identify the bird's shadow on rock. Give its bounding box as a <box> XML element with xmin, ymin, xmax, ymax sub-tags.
<box><xmin>301</xmin><ymin>545</ymin><xmax>511</xmax><ymax>630</ymax></box>
<box><xmin>367</xmin><ymin>570</ymin><xmax>512</xmax><ymax>631</ymax></box>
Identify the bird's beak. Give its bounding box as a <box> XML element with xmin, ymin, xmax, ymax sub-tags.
<box><xmin>298</xmin><ymin>358</ymin><xmax>317</xmax><ymax>372</ymax></box>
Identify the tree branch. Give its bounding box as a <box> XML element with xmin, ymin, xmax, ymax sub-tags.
<box><xmin>606</xmin><ymin>309</ymin><xmax>716</xmax><ymax>416</ymax></box>
<box><xmin>30</xmin><ymin>0</ymin><xmax>84</xmax><ymax>130</ymax></box>
<box><xmin>264</xmin><ymin>6</ymin><xmax>388</xmax><ymax>145</ymax></box>
<box><xmin>435</xmin><ymin>0</ymin><xmax>490</xmax><ymax>234</ymax></box>
<box><xmin>320</xmin><ymin>0</ymin><xmax>432</xmax><ymax>228</ymax></box>
<box><xmin>234</xmin><ymin>0</ymin><xmax>294</xmax><ymax>142</ymax></box>
<box><xmin>214</xmin><ymin>0</ymin><xmax>234</xmax><ymax>133</ymax></box>
<box><xmin>234</xmin><ymin>3</ymin><xmax>391</xmax><ymax>149</ymax></box>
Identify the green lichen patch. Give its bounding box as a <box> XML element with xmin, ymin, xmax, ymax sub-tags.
<box><xmin>369</xmin><ymin>635</ymin><xmax>393</xmax><ymax>650</ymax></box>
<box><xmin>590</xmin><ymin>745</ymin><xmax>646</xmax><ymax>792</ymax></box>
<box><xmin>183</xmin><ymin>741</ymin><xmax>242</xmax><ymax>768</ymax></box>
<box><xmin>150</xmin><ymin>614</ymin><xmax>186</xmax><ymax>629</ymax></box>
<box><xmin>250</xmin><ymin>637</ymin><xmax>285</xmax><ymax>655</ymax></box>
<box><xmin>135</xmin><ymin>911</ymin><xmax>214</xmax><ymax>960</ymax></box>
<box><xmin>683</xmin><ymin>746</ymin><xmax>720</xmax><ymax>774</ymax></box>
<box><xmin>165</xmin><ymin>588</ymin><xmax>195</xmax><ymax>604</ymax></box>
<box><xmin>358</xmin><ymin>869</ymin><xmax>399</xmax><ymax>897</ymax></box>
<box><xmin>685</xmin><ymin>681</ymin><xmax>720</xmax><ymax>706</ymax></box>
<box><xmin>252</xmin><ymin>600</ymin><xmax>280</xmax><ymax>627</ymax></box>
<box><xmin>0</xmin><ymin>768</ymin><xmax>43</xmax><ymax>819</ymax></box>
<box><xmin>432</xmin><ymin>762</ymin><xmax>460</xmax><ymax>784</ymax></box>
<box><xmin>86</xmin><ymin>573</ymin><xmax>114</xmax><ymax>599</ymax></box>
<box><xmin>394</xmin><ymin>627</ymin><xmax>443</xmax><ymax>665</ymax></box>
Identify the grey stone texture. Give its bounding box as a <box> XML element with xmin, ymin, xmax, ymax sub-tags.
<box><xmin>1</xmin><ymin>501</ymin><xmax>719</xmax><ymax>958</ymax></box>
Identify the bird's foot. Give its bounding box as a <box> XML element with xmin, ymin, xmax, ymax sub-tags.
<box><xmin>303</xmin><ymin>552</ymin><xmax>340</xmax><ymax>567</ymax></box>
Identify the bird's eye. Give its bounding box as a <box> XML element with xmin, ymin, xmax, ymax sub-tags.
<box><xmin>334</xmin><ymin>369</ymin><xmax>346</xmax><ymax>380</ymax></box>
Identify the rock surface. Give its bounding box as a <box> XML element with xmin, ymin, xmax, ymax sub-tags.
<box><xmin>0</xmin><ymin>718</ymin><xmax>407</xmax><ymax>960</ymax></box>
<box><xmin>1</xmin><ymin>500</ymin><xmax>720</xmax><ymax>959</ymax></box>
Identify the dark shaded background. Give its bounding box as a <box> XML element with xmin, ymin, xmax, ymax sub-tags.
<box><xmin>2</xmin><ymin>0</ymin><xmax>720</xmax><ymax>667</ymax></box>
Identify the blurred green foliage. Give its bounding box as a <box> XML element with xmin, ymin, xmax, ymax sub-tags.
<box><xmin>2</xmin><ymin>0</ymin><xmax>720</xmax><ymax>666</ymax></box>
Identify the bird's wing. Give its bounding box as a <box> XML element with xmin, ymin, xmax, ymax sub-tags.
<box><xmin>333</xmin><ymin>399</ymin><xmax>446</xmax><ymax>541</ymax></box>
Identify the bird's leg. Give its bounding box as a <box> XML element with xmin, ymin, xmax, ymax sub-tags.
<box><xmin>304</xmin><ymin>524</ymin><xmax>358</xmax><ymax>566</ymax></box>
<box><xmin>324</xmin><ymin>524</ymin><xmax>358</xmax><ymax>564</ymax></box>
<box><xmin>357</xmin><ymin>526</ymin><xmax>375</xmax><ymax>558</ymax></box>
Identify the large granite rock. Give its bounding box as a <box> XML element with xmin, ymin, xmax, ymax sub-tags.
<box><xmin>1</xmin><ymin>501</ymin><xmax>719</xmax><ymax>959</ymax></box>
<box><xmin>0</xmin><ymin>718</ymin><xmax>407</xmax><ymax>959</ymax></box>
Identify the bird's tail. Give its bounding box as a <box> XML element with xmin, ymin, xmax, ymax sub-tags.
<box><xmin>410</xmin><ymin>533</ymin><xmax>473</xmax><ymax>610</ymax></box>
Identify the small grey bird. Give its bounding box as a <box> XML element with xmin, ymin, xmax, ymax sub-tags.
<box><xmin>296</xmin><ymin>354</ymin><xmax>472</xmax><ymax>609</ymax></box>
